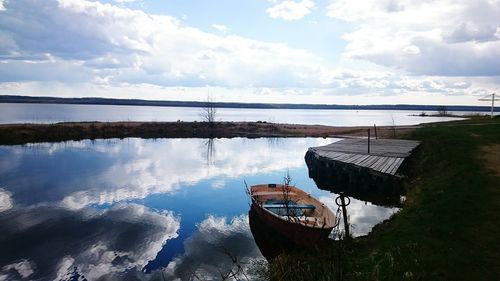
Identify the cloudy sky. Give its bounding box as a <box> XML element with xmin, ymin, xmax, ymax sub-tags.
<box><xmin>0</xmin><ymin>0</ymin><xmax>499</xmax><ymax>105</ymax></box>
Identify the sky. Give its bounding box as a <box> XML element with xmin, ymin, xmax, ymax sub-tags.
<box><xmin>0</xmin><ymin>0</ymin><xmax>499</xmax><ymax>105</ymax></box>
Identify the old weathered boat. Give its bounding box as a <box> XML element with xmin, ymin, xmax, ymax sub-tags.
<box><xmin>250</xmin><ymin>184</ymin><xmax>336</xmax><ymax>247</ymax></box>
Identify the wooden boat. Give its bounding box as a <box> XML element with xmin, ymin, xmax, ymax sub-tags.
<box><xmin>250</xmin><ymin>184</ymin><xmax>336</xmax><ymax>247</ymax></box>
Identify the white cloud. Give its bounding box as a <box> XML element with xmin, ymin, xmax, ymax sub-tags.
<box><xmin>266</xmin><ymin>0</ymin><xmax>315</xmax><ymax>21</ymax></box>
<box><xmin>445</xmin><ymin>22</ymin><xmax>500</xmax><ymax>43</ymax></box>
<box><xmin>0</xmin><ymin>77</ymin><xmax>495</xmax><ymax>106</ymax></box>
<box><xmin>0</xmin><ymin>0</ymin><xmax>498</xmax><ymax>104</ymax></box>
<box><xmin>114</xmin><ymin>0</ymin><xmax>142</xmax><ymax>3</ymax></box>
<box><xmin>328</xmin><ymin>0</ymin><xmax>500</xmax><ymax>76</ymax></box>
<box><xmin>402</xmin><ymin>45</ymin><xmax>420</xmax><ymax>55</ymax></box>
<box><xmin>212</xmin><ymin>23</ymin><xmax>229</xmax><ymax>34</ymax></box>
<box><xmin>0</xmin><ymin>0</ymin><xmax>323</xmax><ymax>88</ymax></box>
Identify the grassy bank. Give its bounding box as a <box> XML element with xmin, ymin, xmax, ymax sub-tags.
<box><xmin>0</xmin><ymin>121</ymin><xmax>415</xmax><ymax>145</ymax></box>
<box><xmin>266</xmin><ymin>116</ymin><xmax>500</xmax><ymax>281</ymax></box>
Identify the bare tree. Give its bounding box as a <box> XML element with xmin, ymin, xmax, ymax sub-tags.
<box><xmin>200</xmin><ymin>94</ymin><xmax>217</xmax><ymax>127</ymax></box>
<box><xmin>437</xmin><ymin>105</ymin><xmax>448</xmax><ymax>116</ymax></box>
<box><xmin>281</xmin><ymin>171</ymin><xmax>300</xmax><ymax>223</ymax></box>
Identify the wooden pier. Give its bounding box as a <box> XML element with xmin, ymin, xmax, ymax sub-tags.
<box><xmin>305</xmin><ymin>139</ymin><xmax>420</xmax><ymax>204</ymax></box>
<box><xmin>308</xmin><ymin>139</ymin><xmax>421</xmax><ymax>176</ymax></box>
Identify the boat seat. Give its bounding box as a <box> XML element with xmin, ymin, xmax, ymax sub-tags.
<box><xmin>253</xmin><ymin>191</ymin><xmax>297</xmax><ymax>196</ymax></box>
<box><xmin>262</xmin><ymin>204</ymin><xmax>316</xmax><ymax>210</ymax></box>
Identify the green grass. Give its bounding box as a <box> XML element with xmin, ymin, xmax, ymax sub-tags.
<box><xmin>267</xmin><ymin>116</ymin><xmax>500</xmax><ymax>281</ymax></box>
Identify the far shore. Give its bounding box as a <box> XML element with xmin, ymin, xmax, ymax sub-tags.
<box><xmin>0</xmin><ymin>121</ymin><xmax>418</xmax><ymax>145</ymax></box>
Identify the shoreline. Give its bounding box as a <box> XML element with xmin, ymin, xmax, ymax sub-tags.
<box><xmin>0</xmin><ymin>121</ymin><xmax>418</xmax><ymax>145</ymax></box>
<box><xmin>1</xmin><ymin>95</ymin><xmax>496</xmax><ymax>112</ymax></box>
<box><xmin>266</xmin><ymin>116</ymin><xmax>500</xmax><ymax>279</ymax></box>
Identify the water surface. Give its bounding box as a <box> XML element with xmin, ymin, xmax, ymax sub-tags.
<box><xmin>0</xmin><ymin>137</ymin><xmax>399</xmax><ymax>280</ymax></box>
<box><xmin>0</xmin><ymin>103</ymin><xmax>471</xmax><ymax>126</ymax></box>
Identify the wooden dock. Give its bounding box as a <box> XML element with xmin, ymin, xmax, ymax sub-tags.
<box><xmin>305</xmin><ymin>139</ymin><xmax>421</xmax><ymax>204</ymax></box>
<box><xmin>308</xmin><ymin>139</ymin><xmax>421</xmax><ymax>176</ymax></box>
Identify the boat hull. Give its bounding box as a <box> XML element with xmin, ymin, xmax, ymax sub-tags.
<box><xmin>249</xmin><ymin>205</ymin><xmax>296</xmax><ymax>259</ymax></box>
<box><xmin>251</xmin><ymin>201</ymin><xmax>333</xmax><ymax>248</ymax></box>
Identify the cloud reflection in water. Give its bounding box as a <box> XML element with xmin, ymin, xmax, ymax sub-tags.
<box><xmin>0</xmin><ymin>138</ymin><xmax>335</xmax><ymax>209</ymax></box>
<box><xmin>0</xmin><ymin>188</ymin><xmax>13</xmax><ymax>212</ymax></box>
<box><xmin>0</xmin><ymin>204</ymin><xmax>179</xmax><ymax>280</ymax></box>
<box><xmin>319</xmin><ymin>195</ymin><xmax>399</xmax><ymax>236</ymax></box>
<box><xmin>163</xmin><ymin>215</ymin><xmax>265</xmax><ymax>281</ymax></box>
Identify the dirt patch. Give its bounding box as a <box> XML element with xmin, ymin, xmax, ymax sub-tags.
<box><xmin>479</xmin><ymin>144</ymin><xmax>500</xmax><ymax>176</ymax></box>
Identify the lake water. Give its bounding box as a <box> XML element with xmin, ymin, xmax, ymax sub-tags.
<box><xmin>0</xmin><ymin>103</ymin><xmax>472</xmax><ymax>126</ymax></box>
<box><xmin>0</xmin><ymin>137</ymin><xmax>399</xmax><ymax>280</ymax></box>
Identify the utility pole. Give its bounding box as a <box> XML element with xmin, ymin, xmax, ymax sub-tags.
<box><xmin>479</xmin><ymin>93</ymin><xmax>499</xmax><ymax>118</ymax></box>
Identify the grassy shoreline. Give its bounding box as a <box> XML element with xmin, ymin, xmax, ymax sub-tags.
<box><xmin>0</xmin><ymin>121</ymin><xmax>416</xmax><ymax>145</ymax></box>
<box><xmin>265</xmin><ymin>116</ymin><xmax>500</xmax><ymax>280</ymax></box>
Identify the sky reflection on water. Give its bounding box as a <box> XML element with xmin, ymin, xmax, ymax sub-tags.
<box><xmin>0</xmin><ymin>137</ymin><xmax>399</xmax><ymax>280</ymax></box>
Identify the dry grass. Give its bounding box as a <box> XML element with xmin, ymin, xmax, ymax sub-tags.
<box><xmin>0</xmin><ymin>121</ymin><xmax>418</xmax><ymax>145</ymax></box>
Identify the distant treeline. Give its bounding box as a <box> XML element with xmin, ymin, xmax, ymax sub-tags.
<box><xmin>0</xmin><ymin>95</ymin><xmax>495</xmax><ymax>112</ymax></box>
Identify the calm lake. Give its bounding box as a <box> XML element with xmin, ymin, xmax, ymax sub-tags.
<box><xmin>0</xmin><ymin>103</ymin><xmax>469</xmax><ymax>126</ymax></box>
<box><xmin>0</xmin><ymin>103</ymin><xmax>471</xmax><ymax>280</ymax></box>
<box><xmin>0</xmin><ymin>137</ymin><xmax>399</xmax><ymax>280</ymax></box>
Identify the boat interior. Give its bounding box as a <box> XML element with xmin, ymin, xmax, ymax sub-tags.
<box><xmin>251</xmin><ymin>184</ymin><xmax>336</xmax><ymax>228</ymax></box>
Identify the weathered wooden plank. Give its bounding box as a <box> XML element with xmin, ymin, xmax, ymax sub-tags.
<box><xmin>384</xmin><ymin>158</ymin><xmax>399</xmax><ymax>174</ymax></box>
<box><xmin>325</xmin><ymin>152</ymin><xmax>346</xmax><ymax>161</ymax></box>
<box><xmin>385</xmin><ymin>157</ymin><xmax>400</xmax><ymax>173</ymax></box>
<box><xmin>370</xmin><ymin>157</ymin><xmax>389</xmax><ymax>171</ymax></box>
<box><xmin>386</xmin><ymin>158</ymin><xmax>403</xmax><ymax>175</ymax></box>
<box><xmin>368</xmin><ymin>156</ymin><xmax>384</xmax><ymax>170</ymax></box>
<box><xmin>341</xmin><ymin>153</ymin><xmax>358</xmax><ymax>162</ymax></box>
<box><xmin>322</xmin><ymin>152</ymin><xmax>343</xmax><ymax>160</ymax></box>
<box><xmin>363</xmin><ymin>155</ymin><xmax>377</xmax><ymax>165</ymax></box>
<box><xmin>343</xmin><ymin>155</ymin><xmax>359</xmax><ymax>164</ymax></box>
<box><xmin>314</xmin><ymin>138</ymin><xmax>420</xmax><ymax>158</ymax></box>
<box><xmin>324</xmin><ymin>152</ymin><xmax>344</xmax><ymax>160</ymax></box>
<box><xmin>378</xmin><ymin>158</ymin><xmax>393</xmax><ymax>173</ymax></box>
<box><xmin>345</xmin><ymin>154</ymin><xmax>365</xmax><ymax>164</ymax></box>
<box><xmin>360</xmin><ymin>155</ymin><xmax>381</xmax><ymax>168</ymax></box>
<box><xmin>379</xmin><ymin>157</ymin><xmax>395</xmax><ymax>173</ymax></box>
<box><xmin>380</xmin><ymin>157</ymin><xmax>397</xmax><ymax>174</ymax></box>
<box><xmin>388</xmin><ymin>158</ymin><xmax>405</xmax><ymax>175</ymax></box>
<box><xmin>372</xmin><ymin>157</ymin><xmax>387</xmax><ymax>172</ymax></box>
<box><xmin>319</xmin><ymin>149</ymin><xmax>409</xmax><ymax>158</ymax></box>
<box><xmin>336</xmin><ymin>153</ymin><xmax>355</xmax><ymax>161</ymax></box>
<box><xmin>325</xmin><ymin>152</ymin><xmax>344</xmax><ymax>160</ymax></box>
<box><xmin>391</xmin><ymin>162</ymin><xmax>404</xmax><ymax>175</ymax></box>
<box><xmin>353</xmin><ymin>154</ymin><xmax>371</xmax><ymax>165</ymax></box>
<box><xmin>334</xmin><ymin>139</ymin><xmax>418</xmax><ymax>147</ymax></box>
